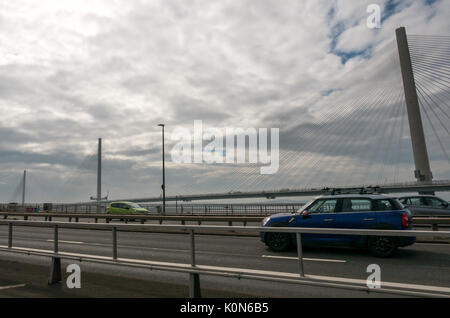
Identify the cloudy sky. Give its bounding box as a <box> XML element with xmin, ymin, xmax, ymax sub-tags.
<box><xmin>0</xmin><ymin>0</ymin><xmax>449</xmax><ymax>203</ymax></box>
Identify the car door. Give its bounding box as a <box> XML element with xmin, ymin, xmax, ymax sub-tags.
<box><xmin>335</xmin><ymin>198</ymin><xmax>377</xmax><ymax>245</ymax></box>
<box><xmin>408</xmin><ymin>197</ymin><xmax>429</xmax><ymax>215</ymax></box>
<box><xmin>423</xmin><ymin>197</ymin><xmax>450</xmax><ymax>216</ymax></box>
<box><xmin>110</xmin><ymin>203</ymin><xmax>120</xmax><ymax>214</ymax></box>
<box><xmin>116</xmin><ymin>203</ymin><xmax>128</xmax><ymax>214</ymax></box>
<box><xmin>290</xmin><ymin>198</ymin><xmax>339</xmax><ymax>245</ymax></box>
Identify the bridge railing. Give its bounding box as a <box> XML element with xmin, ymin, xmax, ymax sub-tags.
<box><xmin>0</xmin><ymin>202</ymin><xmax>306</xmax><ymax>216</ymax></box>
<box><xmin>139</xmin><ymin>203</ymin><xmax>305</xmax><ymax>216</ymax></box>
<box><xmin>0</xmin><ymin>219</ymin><xmax>449</xmax><ymax>298</ymax></box>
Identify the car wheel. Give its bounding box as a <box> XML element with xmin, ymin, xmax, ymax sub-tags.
<box><xmin>265</xmin><ymin>232</ymin><xmax>291</xmax><ymax>252</ymax></box>
<box><xmin>368</xmin><ymin>236</ymin><xmax>398</xmax><ymax>257</ymax></box>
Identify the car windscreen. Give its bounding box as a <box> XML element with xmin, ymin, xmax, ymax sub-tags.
<box><xmin>127</xmin><ymin>203</ymin><xmax>142</xmax><ymax>208</ymax></box>
<box><xmin>297</xmin><ymin>199</ymin><xmax>315</xmax><ymax>213</ymax></box>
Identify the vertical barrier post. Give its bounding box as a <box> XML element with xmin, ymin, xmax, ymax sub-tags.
<box><xmin>54</xmin><ymin>225</ymin><xmax>58</xmax><ymax>253</ymax></box>
<box><xmin>112</xmin><ymin>227</ymin><xmax>118</xmax><ymax>260</ymax></box>
<box><xmin>8</xmin><ymin>223</ymin><xmax>12</xmax><ymax>248</ymax></box>
<box><xmin>189</xmin><ymin>230</ymin><xmax>201</xmax><ymax>298</ymax></box>
<box><xmin>190</xmin><ymin>230</ymin><xmax>196</xmax><ymax>267</ymax></box>
<box><xmin>296</xmin><ymin>233</ymin><xmax>305</xmax><ymax>277</ymax></box>
<box><xmin>48</xmin><ymin>225</ymin><xmax>61</xmax><ymax>285</ymax></box>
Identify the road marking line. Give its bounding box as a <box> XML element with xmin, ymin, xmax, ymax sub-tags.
<box><xmin>0</xmin><ymin>284</ymin><xmax>26</xmax><ymax>291</ymax></box>
<box><xmin>416</xmin><ymin>242</ymin><xmax>449</xmax><ymax>246</ymax></box>
<box><xmin>262</xmin><ymin>255</ymin><xmax>347</xmax><ymax>263</ymax></box>
<box><xmin>47</xmin><ymin>240</ymin><xmax>84</xmax><ymax>244</ymax></box>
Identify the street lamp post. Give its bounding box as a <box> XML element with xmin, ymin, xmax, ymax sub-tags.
<box><xmin>158</xmin><ymin>124</ymin><xmax>166</xmax><ymax>215</ymax></box>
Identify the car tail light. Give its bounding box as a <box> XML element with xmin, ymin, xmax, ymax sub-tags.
<box><xmin>401</xmin><ymin>213</ymin><xmax>409</xmax><ymax>228</ymax></box>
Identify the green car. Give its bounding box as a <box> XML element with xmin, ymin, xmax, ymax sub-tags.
<box><xmin>106</xmin><ymin>202</ymin><xmax>149</xmax><ymax>215</ymax></box>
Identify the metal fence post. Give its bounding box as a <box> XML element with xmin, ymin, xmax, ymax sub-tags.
<box><xmin>8</xmin><ymin>223</ymin><xmax>12</xmax><ymax>248</ymax></box>
<box><xmin>112</xmin><ymin>227</ymin><xmax>118</xmax><ymax>260</ymax></box>
<box><xmin>296</xmin><ymin>233</ymin><xmax>305</xmax><ymax>277</ymax></box>
<box><xmin>48</xmin><ymin>223</ymin><xmax>61</xmax><ymax>285</ymax></box>
<box><xmin>54</xmin><ymin>225</ymin><xmax>58</xmax><ymax>254</ymax></box>
<box><xmin>48</xmin><ymin>257</ymin><xmax>62</xmax><ymax>285</ymax></box>
<box><xmin>190</xmin><ymin>230</ymin><xmax>196</xmax><ymax>266</ymax></box>
<box><xmin>189</xmin><ymin>229</ymin><xmax>201</xmax><ymax>298</ymax></box>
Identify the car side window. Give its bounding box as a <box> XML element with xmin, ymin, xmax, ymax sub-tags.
<box><xmin>426</xmin><ymin>198</ymin><xmax>446</xmax><ymax>207</ymax></box>
<box><xmin>306</xmin><ymin>199</ymin><xmax>337</xmax><ymax>214</ymax></box>
<box><xmin>374</xmin><ymin>199</ymin><xmax>394</xmax><ymax>211</ymax></box>
<box><xmin>408</xmin><ymin>197</ymin><xmax>422</xmax><ymax>206</ymax></box>
<box><xmin>340</xmin><ymin>199</ymin><xmax>372</xmax><ymax>212</ymax></box>
<box><xmin>111</xmin><ymin>203</ymin><xmax>119</xmax><ymax>208</ymax></box>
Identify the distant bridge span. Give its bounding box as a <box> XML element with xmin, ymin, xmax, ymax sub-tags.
<box><xmin>100</xmin><ymin>180</ymin><xmax>450</xmax><ymax>204</ymax></box>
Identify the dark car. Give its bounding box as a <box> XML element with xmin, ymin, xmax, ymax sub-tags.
<box><xmin>397</xmin><ymin>195</ymin><xmax>450</xmax><ymax>216</ymax></box>
<box><xmin>261</xmin><ymin>194</ymin><xmax>415</xmax><ymax>257</ymax></box>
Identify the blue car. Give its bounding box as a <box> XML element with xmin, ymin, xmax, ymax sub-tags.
<box><xmin>261</xmin><ymin>194</ymin><xmax>415</xmax><ymax>257</ymax></box>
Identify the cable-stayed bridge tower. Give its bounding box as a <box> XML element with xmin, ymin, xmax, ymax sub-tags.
<box><xmin>396</xmin><ymin>27</ymin><xmax>433</xmax><ymax>185</ymax></box>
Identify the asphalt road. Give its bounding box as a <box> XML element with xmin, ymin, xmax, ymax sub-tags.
<box><xmin>0</xmin><ymin>224</ymin><xmax>449</xmax><ymax>297</ymax></box>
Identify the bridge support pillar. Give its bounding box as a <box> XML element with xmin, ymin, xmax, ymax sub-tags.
<box><xmin>48</xmin><ymin>257</ymin><xmax>62</xmax><ymax>285</ymax></box>
<box><xmin>396</xmin><ymin>26</ymin><xmax>434</xmax><ymax>190</ymax></box>
<box><xmin>189</xmin><ymin>273</ymin><xmax>201</xmax><ymax>298</ymax></box>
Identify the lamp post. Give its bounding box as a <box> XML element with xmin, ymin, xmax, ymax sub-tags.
<box><xmin>158</xmin><ymin>124</ymin><xmax>166</xmax><ymax>215</ymax></box>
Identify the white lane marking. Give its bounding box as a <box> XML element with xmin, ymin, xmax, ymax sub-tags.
<box><xmin>416</xmin><ymin>242</ymin><xmax>450</xmax><ymax>246</ymax></box>
<box><xmin>47</xmin><ymin>240</ymin><xmax>84</xmax><ymax>244</ymax></box>
<box><xmin>0</xmin><ymin>284</ymin><xmax>26</xmax><ymax>291</ymax></box>
<box><xmin>262</xmin><ymin>255</ymin><xmax>347</xmax><ymax>263</ymax></box>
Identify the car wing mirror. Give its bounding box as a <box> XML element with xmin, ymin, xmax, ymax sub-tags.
<box><xmin>301</xmin><ymin>211</ymin><xmax>310</xmax><ymax>219</ymax></box>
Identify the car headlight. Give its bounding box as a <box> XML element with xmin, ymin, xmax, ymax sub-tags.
<box><xmin>262</xmin><ymin>217</ymin><xmax>271</xmax><ymax>226</ymax></box>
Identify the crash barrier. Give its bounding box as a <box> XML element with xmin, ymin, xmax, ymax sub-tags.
<box><xmin>0</xmin><ymin>219</ymin><xmax>449</xmax><ymax>298</ymax></box>
<box><xmin>0</xmin><ymin>211</ymin><xmax>449</xmax><ymax>231</ymax></box>
<box><xmin>1</xmin><ymin>211</ymin><xmax>450</xmax><ymax>230</ymax></box>
<box><xmin>0</xmin><ymin>203</ymin><xmax>306</xmax><ymax>216</ymax></box>
<box><xmin>0</xmin><ymin>212</ymin><xmax>262</xmax><ymax>228</ymax></box>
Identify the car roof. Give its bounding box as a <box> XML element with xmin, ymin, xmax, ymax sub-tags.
<box><xmin>315</xmin><ymin>194</ymin><xmax>394</xmax><ymax>200</ymax></box>
<box><xmin>110</xmin><ymin>201</ymin><xmax>137</xmax><ymax>204</ymax></box>
<box><xmin>397</xmin><ymin>195</ymin><xmax>440</xmax><ymax>199</ymax></box>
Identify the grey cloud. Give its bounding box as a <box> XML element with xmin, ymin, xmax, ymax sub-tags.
<box><xmin>169</xmin><ymin>95</ymin><xmax>230</xmax><ymax>124</ymax></box>
<box><xmin>0</xmin><ymin>0</ymin><xmax>448</xmax><ymax>202</ymax></box>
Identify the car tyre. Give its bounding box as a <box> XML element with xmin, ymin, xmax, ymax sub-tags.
<box><xmin>368</xmin><ymin>236</ymin><xmax>398</xmax><ymax>257</ymax></box>
<box><xmin>265</xmin><ymin>232</ymin><xmax>291</xmax><ymax>252</ymax></box>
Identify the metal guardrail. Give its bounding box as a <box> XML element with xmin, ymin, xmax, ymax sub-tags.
<box><xmin>0</xmin><ymin>203</ymin><xmax>305</xmax><ymax>216</ymax></box>
<box><xmin>0</xmin><ymin>219</ymin><xmax>449</xmax><ymax>298</ymax></box>
<box><xmin>140</xmin><ymin>203</ymin><xmax>305</xmax><ymax>215</ymax></box>
<box><xmin>2</xmin><ymin>212</ymin><xmax>450</xmax><ymax>233</ymax></box>
<box><xmin>1</xmin><ymin>211</ymin><xmax>450</xmax><ymax>231</ymax></box>
<box><xmin>0</xmin><ymin>212</ymin><xmax>262</xmax><ymax>227</ymax></box>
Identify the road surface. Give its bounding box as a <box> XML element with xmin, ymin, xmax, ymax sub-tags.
<box><xmin>0</xmin><ymin>224</ymin><xmax>449</xmax><ymax>297</ymax></box>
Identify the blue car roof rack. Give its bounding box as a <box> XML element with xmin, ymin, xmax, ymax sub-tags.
<box><xmin>324</xmin><ymin>186</ymin><xmax>381</xmax><ymax>195</ymax></box>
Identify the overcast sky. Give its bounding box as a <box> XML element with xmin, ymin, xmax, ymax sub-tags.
<box><xmin>0</xmin><ymin>0</ymin><xmax>449</xmax><ymax>203</ymax></box>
